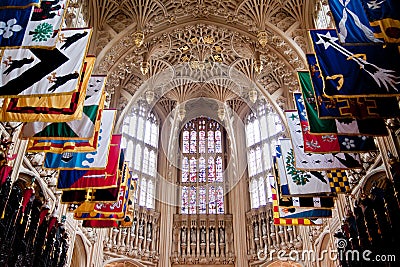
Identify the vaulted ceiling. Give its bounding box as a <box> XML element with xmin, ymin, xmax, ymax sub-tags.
<box><xmin>72</xmin><ymin>0</ymin><xmax>318</xmax><ymax>120</ymax></box>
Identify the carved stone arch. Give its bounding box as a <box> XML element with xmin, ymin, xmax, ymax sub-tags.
<box><xmin>354</xmin><ymin>166</ymin><xmax>388</xmax><ymax>198</ymax></box>
<box><xmin>18</xmin><ymin>165</ymin><xmax>56</xmax><ymax>206</ymax></box>
<box><xmin>70</xmin><ymin>233</ymin><xmax>89</xmax><ymax>267</ymax></box>
<box><xmin>97</xmin><ymin>20</ymin><xmax>304</xmax><ymax>97</ymax></box>
<box><xmin>115</xmin><ymin>62</ymin><xmax>286</xmax><ymax>133</ymax></box>
<box><xmin>103</xmin><ymin>257</ymin><xmax>148</xmax><ymax>267</ymax></box>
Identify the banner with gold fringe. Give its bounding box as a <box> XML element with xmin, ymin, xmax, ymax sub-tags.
<box><xmin>0</xmin><ymin>27</ymin><xmax>92</xmax><ymax>97</ymax></box>
<box><xmin>21</xmin><ymin>75</ymin><xmax>106</xmax><ymax>139</ymax></box>
<box><xmin>0</xmin><ymin>55</ymin><xmax>95</xmax><ymax>122</ymax></box>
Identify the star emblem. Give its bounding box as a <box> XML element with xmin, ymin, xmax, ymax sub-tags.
<box><xmin>316</xmin><ymin>31</ymin><xmax>338</xmax><ymax>49</ymax></box>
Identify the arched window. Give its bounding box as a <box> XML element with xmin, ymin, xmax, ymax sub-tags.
<box><xmin>122</xmin><ymin>101</ymin><xmax>159</xmax><ymax>209</ymax></box>
<box><xmin>314</xmin><ymin>0</ymin><xmax>333</xmax><ymax>29</ymax></box>
<box><xmin>245</xmin><ymin>99</ymin><xmax>284</xmax><ymax>209</ymax></box>
<box><xmin>180</xmin><ymin>117</ymin><xmax>225</xmax><ymax>214</ymax></box>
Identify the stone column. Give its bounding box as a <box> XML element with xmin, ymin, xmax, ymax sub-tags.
<box><xmin>89</xmin><ymin>228</ymin><xmax>107</xmax><ymax>267</ymax></box>
<box><xmin>157</xmin><ymin>148</ymin><xmax>177</xmax><ymax>265</ymax></box>
<box><xmin>158</xmin><ymin>107</ymin><xmax>181</xmax><ymax>266</ymax></box>
<box><xmin>228</xmin><ymin>114</ymin><xmax>250</xmax><ymax>266</ymax></box>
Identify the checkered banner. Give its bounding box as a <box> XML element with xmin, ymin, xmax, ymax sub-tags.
<box><xmin>326</xmin><ymin>170</ymin><xmax>351</xmax><ymax>193</ymax></box>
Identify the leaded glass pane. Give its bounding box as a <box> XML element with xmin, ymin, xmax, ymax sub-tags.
<box><xmin>183</xmin><ymin>130</ymin><xmax>189</xmax><ymax>153</ymax></box>
<box><xmin>122</xmin><ymin>120</ymin><xmax>129</xmax><ymax>136</ymax></box>
<box><xmin>209</xmin><ymin>186</ymin><xmax>216</xmax><ymax>214</ymax></box>
<box><xmin>199</xmin><ymin>130</ymin><xmax>206</xmax><ymax>153</ymax></box>
<box><xmin>199</xmin><ymin>186</ymin><xmax>206</xmax><ymax>214</ymax></box>
<box><xmin>189</xmin><ymin>186</ymin><xmax>197</xmax><ymax>214</ymax></box>
<box><xmin>248</xmin><ymin>149</ymin><xmax>256</xmax><ymax>177</ymax></box>
<box><xmin>121</xmin><ymin>103</ymin><xmax>159</xmax><ymax>210</ymax></box>
<box><xmin>208</xmin><ymin>156</ymin><xmax>215</xmax><ymax>182</ymax></box>
<box><xmin>215</xmin><ymin>130</ymin><xmax>222</xmax><ymax>153</ymax></box>
<box><xmin>190</xmin><ymin>157</ymin><xmax>197</xmax><ymax>182</ymax></box>
<box><xmin>216</xmin><ymin>156</ymin><xmax>223</xmax><ymax>182</ymax></box>
<box><xmin>253</xmin><ymin>119</ymin><xmax>261</xmax><ymax>144</ymax></box>
<box><xmin>190</xmin><ymin>130</ymin><xmax>197</xmax><ymax>153</ymax></box>
<box><xmin>263</xmin><ymin>143</ymin><xmax>271</xmax><ymax>171</ymax></box>
<box><xmin>134</xmin><ymin>144</ymin><xmax>142</xmax><ymax>171</ymax></box>
<box><xmin>199</xmin><ymin>157</ymin><xmax>206</xmax><ymax>183</ymax></box>
<box><xmin>182</xmin><ymin>186</ymin><xmax>189</xmax><ymax>214</ymax></box>
<box><xmin>260</xmin><ymin>115</ymin><xmax>267</xmax><ymax>141</ymax></box>
<box><xmin>151</xmin><ymin>123</ymin><xmax>158</xmax><ymax>148</ymax></box>
<box><xmin>127</xmin><ymin>141</ymin><xmax>134</xmax><ymax>168</ymax></box>
<box><xmin>208</xmin><ymin>130</ymin><xmax>214</xmax><ymax>153</ymax></box>
<box><xmin>147</xmin><ymin>180</ymin><xmax>154</xmax><ymax>208</ymax></box>
<box><xmin>256</xmin><ymin>146</ymin><xmax>262</xmax><ymax>173</ymax></box>
<box><xmin>250</xmin><ymin>179</ymin><xmax>259</xmax><ymax>209</ymax></box>
<box><xmin>182</xmin><ymin>157</ymin><xmax>189</xmax><ymax>182</ymax></box>
<box><xmin>245</xmin><ymin>101</ymin><xmax>285</xmax><ymax>209</ymax></box>
<box><xmin>246</xmin><ymin>122</ymin><xmax>254</xmax><ymax>146</ymax></box>
<box><xmin>129</xmin><ymin>116</ymin><xmax>136</xmax><ymax>136</ymax></box>
<box><xmin>216</xmin><ymin>186</ymin><xmax>224</xmax><ymax>214</ymax></box>
<box><xmin>137</xmin><ymin>117</ymin><xmax>144</xmax><ymax>141</ymax></box>
<box><xmin>144</xmin><ymin>121</ymin><xmax>151</xmax><ymax>145</ymax></box>
<box><xmin>267</xmin><ymin>175</ymin><xmax>273</xmax><ymax>203</ymax></box>
<box><xmin>142</xmin><ymin>147</ymin><xmax>149</xmax><ymax>174</ymax></box>
<box><xmin>139</xmin><ymin>178</ymin><xmax>147</xmax><ymax>207</ymax></box>
<box><xmin>149</xmin><ymin>150</ymin><xmax>156</xmax><ymax>177</ymax></box>
<box><xmin>259</xmin><ymin>177</ymin><xmax>267</xmax><ymax>206</ymax></box>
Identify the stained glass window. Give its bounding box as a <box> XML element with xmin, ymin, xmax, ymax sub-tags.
<box><xmin>189</xmin><ymin>186</ymin><xmax>197</xmax><ymax>214</ymax></box>
<box><xmin>216</xmin><ymin>156</ymin><xmax>223</xmax><ymax>182</ymax></box>
<box><xmin>199</xmin><ymin>130</ymin><xmax>206</xmax><ymax>153</ymax></box>
<box><xmin>190</xmin><ymin>157</ymin><xmax>197</xmax><ymax>182</ymax></box>
<box><xmin>199</xmin><ymin>186</ymin><xmax>207</xmax><ymax>214</ymax></box>
<box><xmin>216</xmin><ymin>186</ymin><xmax>224</xmax><ymax>214</ymax></box>
<box><xmin>134</xmin><ymin>145</ymin><xmax>142</xmax><ymax>171</ymax></box>
<box><xmin>183</xmin><ymin>131</ymin><xmax>190</xmax><ymax>153</ymax></box>
<box><xmin>245</xmin><ymin>99</ymin><xmax>285</xmax><ymax>209</ymax></box>
<box><xmin>199</xmin><ymin>157</ymin><xmax>206</xmax><ymax>183</ymax></box>
<box><xmin>190</xmin><ymin>130</ymin><xmax>197</xmax><ymax>153</ymax></box>
<box><xmin>208</xmin><ymin>156</ymin><xmax>215</xmax><ymax>182</ymax></box>
<box><xmin>208</xmin><ymin>130</ymin><xmax>214</xmax><ymax>153</ymax></box>
<box><xmin>182</xmin><ymin>157</ymin><xmax>189</xmax><ymax>182</ymax></box>
<box><xmin>209</xmin><ymin>186</ymin><xmax>216</xmax><ymax>214</ymax></box>
<box><xmin>215</xmin><ymin>130</ymin><xmax>222</xmax><ymax>153</ymax></box>
<box><xmin>182</xmin><ymin>186</ymin><xmax>189</xmax><ymax>214</ymax></box>
<box><xmin>314</xmin><ymin>0</ymin><xmax>332</xmax><ymax>29</ymax></box>
<box><xmin>180</xmin><ymin>117</ymin><xmax>225</xmax><ymax>214</ymax></box>
<box><xmin>122</xmin><ymin>101</ymin><xmax>159</xmax><ymax>209</ymax></box>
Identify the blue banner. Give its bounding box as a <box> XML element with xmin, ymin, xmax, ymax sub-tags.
<box><xmin>306</xmin><ymin>53</ymin><xmax>400</xmax><ymax>119</ymax></box>
<box><xmin>0</xmin><ymin>7</ymin><xmax>31</xmax><ymax>46</ymax></box>
<box><xmin>310</xmin><ymin>29</ymin><xmax>400</xmax><ymax>97</ymax></box>
<box><xmin>360</xmin><ymin>0</ymin><xmax>400</xmax><ymax>43</ymax></box>
<box><xmin>0</xmin><ymin>0</ymin><xmax>40</xmax><ymax>8</ymax></box>
<box><xmin>328</xmin><ymin>0</ymin><xmax>382</xmax><ymax>43</ymax></box>
<box><xmin>360</xmin><ymin>0</ymin><xmax>399</xmax><ymax>21</ymax></box>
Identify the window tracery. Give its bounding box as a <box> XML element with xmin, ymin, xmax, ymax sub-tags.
<box><xmin>180</xmin><ymin>117</ymin><xmax>225</xmax><ymax>214</ymax></box>
<box><xmin>122</xmin><ymin>101</ymin><xmax>159</xmax><ymax>209</ymax></box>
<box><xmin>245</xmin><ymin>99</ymin><xmax>284</xmax><ymax>209</ymax></box>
